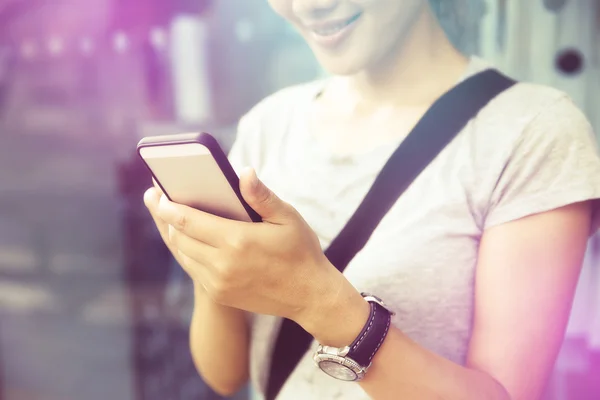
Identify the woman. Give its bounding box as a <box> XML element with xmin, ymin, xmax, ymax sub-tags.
<box><xmin>144</xmin><ymin>1</ymin><xmax>600</xmax><ymax>399</ymax></box>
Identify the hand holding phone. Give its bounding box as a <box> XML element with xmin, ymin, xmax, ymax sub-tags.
<box><xmin>137</xmin><ymin>132</ymin><xmax>261</xmax><ymax>222</ymax></box>
<box><xmin>138</xmin><ymin>132</ymin><xmax>343</xmax><ymax>342</ymax></box>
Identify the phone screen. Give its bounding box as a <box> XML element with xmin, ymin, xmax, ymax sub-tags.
<box><xmin>139</xmin><ymin>143</ymin><xmax>252</xmax><ymax>222</ymax></box>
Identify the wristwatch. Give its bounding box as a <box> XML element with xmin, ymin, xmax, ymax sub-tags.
<box><xmin>313</xmin><ymin>293</ymin><xmax>395</xmax><ymax>382</ymax></box>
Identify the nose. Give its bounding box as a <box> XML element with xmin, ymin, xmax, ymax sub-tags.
<box><xmin>292</xmin><ymin>0</ymin><xmax>340</xmax><ymax>19</ymax></box>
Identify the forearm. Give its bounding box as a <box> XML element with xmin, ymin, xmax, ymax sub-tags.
<box><xmin>301</xmin><ymin>274</ymin><xmax>509</xmax><ymax>400</ymax></box>
<box><xmin>190</xmin><ymin>283</ymin><xmax>250</xmax><ymax>396</ymax></box>
<box><xmin>358</xmin><ymin>328</ymin><xmax>509</xmax><ymax>400</ymax></box>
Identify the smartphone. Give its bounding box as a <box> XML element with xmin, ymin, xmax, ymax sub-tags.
<box><xmin>137</xmin><ymin>132</ymin><xmax>261</xmax><ymax>223</ymax></box>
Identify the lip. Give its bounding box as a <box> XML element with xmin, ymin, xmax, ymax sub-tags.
<box><xmin>304</xmin><ymin>13</ymin><xmax>362</xmax><ymax>48</ymax></box>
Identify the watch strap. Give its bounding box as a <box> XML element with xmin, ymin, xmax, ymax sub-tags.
<box><xmin>346</xmin><ymin>298</ymin><xmax>392</xmax><ymax>367</ymax></box>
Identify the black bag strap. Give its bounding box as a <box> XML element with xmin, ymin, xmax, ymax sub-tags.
<box><xmin>266</xmin><ymin>69</ymin><xmax>516</xmax><ymax>400</ymax></box>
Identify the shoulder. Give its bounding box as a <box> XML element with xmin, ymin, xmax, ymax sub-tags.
<box><xmin>472</xmin><ymin>79</ymin><xmax>600</xmax><ymax>231</ymax></box>
<box><xmin>476</xmin><ymin>78</ymin><xmax>596</xmax><ymax>150</ymax></box>
<box><xmin>466</xmin><ymin>57</ymin><xmax>591</xmax><ymax>137</ymax></box>
<box><xmin>486</xmin><ymin>80</ymin><xmax>583</xmax><ymax>125</ymax></box>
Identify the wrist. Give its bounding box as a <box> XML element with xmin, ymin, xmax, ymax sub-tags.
<box><xmin>193</xmin><ymin>282</ymin><xmax>245</xmax><ymax>313</ymax></box>
<box><xmin>298</xmin><ymin>267</ymin><xmax>371</xmax><ymax>347</ymax></box>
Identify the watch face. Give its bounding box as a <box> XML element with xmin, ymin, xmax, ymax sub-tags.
<box><xmin>318</xmin><ymin>360</ymin><xmax>358</xmax><ymax>381</ymax></box>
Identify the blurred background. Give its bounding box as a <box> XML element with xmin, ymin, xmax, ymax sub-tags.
<box><xmin>0</xmin><ymin>0</ymin><xmax>598</xmax><ymax>399</ymax></box>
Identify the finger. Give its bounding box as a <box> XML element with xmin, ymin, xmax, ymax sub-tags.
<box><xmin>144</xmin><ymin>188</ymin><xmax>180</xmax><ymax>257</ymax></box>
<box><xmin>239</xmin><ymin>167</ymin><xmax>295</xmax><ymax>224</ymax></box>
<box><xmin>144</xmin><ymin>188</ymin><xmax>170</xmax><ymax>239</ymax></box>
<box><xmin>156</xmin><ymin>194</ymin><xmax>240</xmax><ymax>247</ymax></box>
<box><xmin>168</xmin><ymin>225</ymin><xmax>219</xmax><ymax>264</ymax></box>
<box><xmin>143</xmin><ymin>187</ymin><xmax>161</xmax><ymax>213</ymax></box>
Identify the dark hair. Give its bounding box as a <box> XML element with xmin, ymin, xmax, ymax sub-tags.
<box><xmin>429</xmin><ymin>0</ymin><xmax>486</xmax><ymax>54</ymax></box>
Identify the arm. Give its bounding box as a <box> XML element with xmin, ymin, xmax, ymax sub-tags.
<box><xmin>189</xmin><ymin>284</ymin><xmax>250</xmax><ymax>396</ymax></box>
<box><xmin>306</xmin><ymin>201</ymin><xmax>591</xmax><ymax>399</ymax></box>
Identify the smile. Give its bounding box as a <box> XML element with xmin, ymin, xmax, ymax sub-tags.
<box><xmin>310</xmin><ymin>13</ymin><xmax>362</xmax><ymax>37</ymax></box>
<box><xmin>306</xmin><ymin>13</ymin><xmax>362</xmax><ymax>47</ymax></box>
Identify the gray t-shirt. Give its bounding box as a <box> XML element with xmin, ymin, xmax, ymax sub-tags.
<box><xmin>228</xmin><ymin>58</ymin><xmax>600</xmax><ymax>399</ymax></box>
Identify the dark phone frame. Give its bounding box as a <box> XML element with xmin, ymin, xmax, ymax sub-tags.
<box><xmin>136</xmin><ymin>132</ymin><xmax>262</xmax><ymax>223</ymax></box>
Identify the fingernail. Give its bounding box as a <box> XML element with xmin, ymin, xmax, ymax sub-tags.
<box><xmin>157</xmin><ymin>195</ymin><xmax>178</xmax><ymax>220</ymax></box>
<box><xmin>243</xmin><ymin>167</ymin><xmax>259</xmax><ymax>190</ymax></box>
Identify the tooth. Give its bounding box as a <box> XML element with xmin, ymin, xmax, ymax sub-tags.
<box><xmin>314</xmin><ymin>23</ymin><xmax>346</xmax><ymax>36</ymax></box>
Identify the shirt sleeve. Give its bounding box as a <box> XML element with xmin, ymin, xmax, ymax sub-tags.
<box><xmin>484</xmin><ymin>95</ymin><xmax>600</xmax><ymax>234</ymax></box>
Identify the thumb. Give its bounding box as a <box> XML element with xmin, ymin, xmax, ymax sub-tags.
<box><xmin>239</xmin><ymin>167</ymin><xmax>293</xmax><ymax>223</ymax></box>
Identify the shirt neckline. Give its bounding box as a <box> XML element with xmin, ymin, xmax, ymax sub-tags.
<box><xmin>293</xmin><ymin>56</ymin><xmax>489</xmax><ymax>164</ymax></box>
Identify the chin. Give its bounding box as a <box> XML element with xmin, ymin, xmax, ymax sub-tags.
<box><xmin>311</xmin><ymin>51</ymin><xmax>369</xmax><ymax>77</ymax></box>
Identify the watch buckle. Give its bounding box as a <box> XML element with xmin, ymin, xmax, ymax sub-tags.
<box><xmin>361</xmin><ymin>292</ymin><xmax>396</xmax><ymax>316</ymax></box>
